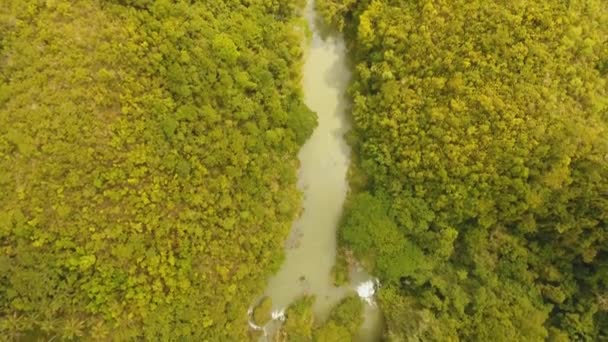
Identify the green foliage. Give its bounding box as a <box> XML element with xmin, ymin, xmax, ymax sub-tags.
<box><xmin>286</xmin><ymin>101</ymin><xmax>318</xmax><ymax>145</ymax></box>
<box><xmin>0</xmin><ymin>0</ymin><xmax>314</xmax><ymax>340</ymax></box>
<box><xmin>330</xmin><ymin>249</ymin><xmax>349</xmax><ymax>286</ymax></box>
<box><xmin>279</xmin><ymin>295</ymin><xmax>364</xmax><ymax>341</ymax></box>
<box><xmin>315</xmin><ymin>0</ymin><xmax>357</xmax><ymax>32</ymax></box>
<box><xmin>321</xmin><ymin>295</ymin><xmax>363</xmax><ymax>336</ymax></box>
<box><xmin>341</xmin><ymin>192</ymin><xmax>430</xmax><ymax>283</ymax></box>
<box><xmin>320</xmin><ymin>0</ymin><xmax>608</xmax><ymax>340</ymax></box>
<box><xmin>253</xmin><ymin>297</ymin><xmax>273</xmax><ymax>326</ymax></box>
<box><xmin>313</xmin><ymin>322</ymin><xmax>350</xmax><ymax>342</ymax></box>
<box><xmin>280</xmin><ymin>295</ymin><xmax>316</xmax><ymax>342</ymax></box>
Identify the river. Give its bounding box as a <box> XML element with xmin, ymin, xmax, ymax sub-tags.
<box><xmin>255</xmin><ymin>1</ymin><xmax>383</xmax><ymax>340</ymax></box>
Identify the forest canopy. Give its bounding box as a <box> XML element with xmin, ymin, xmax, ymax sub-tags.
<box><xmin>0</xmin><ymin>0</ymin><xmax>314</xmax><ymax>340</ymax></box>
<box><xmin>319</xmin><ymin>0</ymin><xmax>608</xmax><ymax>340</ymax></box>
<box><xmin>276</xmin><ymin>295</ymin><xmax>364</xmax><ymax>341</ymax></box>
<box><xmin>2</xmin><ymin>0</ymin><xmax>608</xmax><ymax>340</ymax></box>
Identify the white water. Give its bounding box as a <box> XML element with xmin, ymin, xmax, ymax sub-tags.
<box><xmin>271</xmin><ymin>309</ymin><xmax>286</xmax><ymax>321</ymax></box>
<box><xmin>356</xmin><ymin>279</ymin><xmax>380</xmax><ymax>306</ymax></box>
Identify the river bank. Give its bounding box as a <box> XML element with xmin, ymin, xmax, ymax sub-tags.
<box><xmin>251</xmin><ymin>1</ymin><xmax>383</xmax><ymax>340</ymax></box>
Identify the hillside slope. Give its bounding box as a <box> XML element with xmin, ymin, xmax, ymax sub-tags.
<box><xmin>0</xmin><ymin>0</ymin><xmax>313</xmax><ymax>340</ymax></box>
<box><xmin>319</xmin><ymin>0</ymin><xmax>608</xmax><ymax>340</ymax></box>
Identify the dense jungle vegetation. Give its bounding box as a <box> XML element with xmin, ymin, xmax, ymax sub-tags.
<box><xmin>0</xmin><ymin>0</ymin><xmax>316</xmax><ymax>340</ymax></box>
<box><xmin>276</xmin><ymin>295</ymin><xmax>364</xmax><ymax>341</ymax></box>
<box><xmin>2</xmin><ymin>0</ymin><xmax>607</xmax><ymax>340</ymax></box>
<box><xmin>319</xmin><ymin>0</ymin><xmax>608</xmax><ymax>340</ymax></box>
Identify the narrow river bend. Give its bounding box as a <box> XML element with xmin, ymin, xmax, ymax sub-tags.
<box><xmin>257</xmin><ymin>1</ymin><xmax>383</xmax><ymax>340</ymax></box>
<box><xmin>262</xmin><ymin>0</ymin><xmax>352</xmax><ymax>318</ymax></box>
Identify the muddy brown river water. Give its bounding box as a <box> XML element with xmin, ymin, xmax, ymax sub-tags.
<box><xmin>256</xmin><ymin>1</ymin><xmax>383</xmax><ymax>340</ymax></box>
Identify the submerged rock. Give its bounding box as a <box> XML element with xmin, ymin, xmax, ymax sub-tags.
<box><xmin>272</xmin><ymin>308</ymin><xmax>286</xmax><ymax>321</ymax></box>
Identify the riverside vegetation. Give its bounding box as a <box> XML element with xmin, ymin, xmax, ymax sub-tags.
<box><xmin>275</xmin><ymin>295</ymin><xmax>364</xmax><ymax>341</ymax></box>
<box><xmin>318</xmin><ymin>0</ymin><xmax>608</xmax><ymax>340</ymax></box>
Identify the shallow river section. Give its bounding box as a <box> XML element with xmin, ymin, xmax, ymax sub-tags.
<box><xmin>258</xmin><ymin>1</ymin><xmax>382</xmax><ymax>340</ymax></box>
